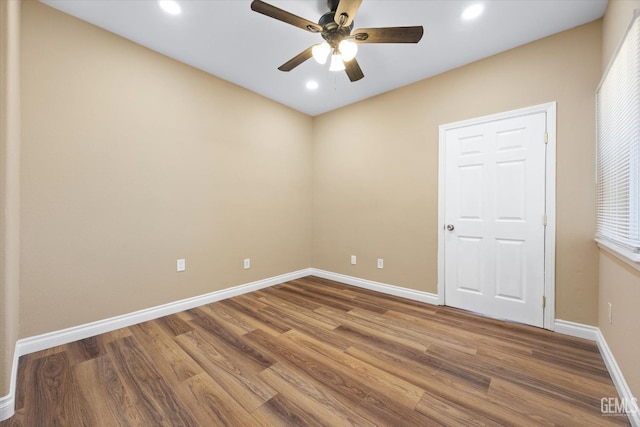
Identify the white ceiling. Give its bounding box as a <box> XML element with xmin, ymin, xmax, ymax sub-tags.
<box><xmin>40</xmin><ymin>0</ymin><xmax>607</xmax><ymax>116</ymax></box>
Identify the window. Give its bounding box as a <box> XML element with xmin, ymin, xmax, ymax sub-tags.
<box><xmin>596</xmin><ymin>11</ymin><xmax>640</xmax><ymax>262</ymax></box>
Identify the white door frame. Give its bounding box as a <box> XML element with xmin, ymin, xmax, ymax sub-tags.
<box><xmin>437</xmin><ymin>102</ymin><xmax>556</xmax><ymax>330</ymax></box>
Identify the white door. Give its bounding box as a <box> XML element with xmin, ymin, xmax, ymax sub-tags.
<box><xmin>443</xmin><ymin>111</ymin><xmax>547</xmax><ymax>327</ymax></box>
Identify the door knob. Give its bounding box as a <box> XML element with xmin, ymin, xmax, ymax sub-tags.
<box><xmin>446</xmin><ymin>224</ymin><xmax>455</xmax><ymax>231</ymax></box>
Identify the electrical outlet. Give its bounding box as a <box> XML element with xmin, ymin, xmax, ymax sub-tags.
<box><xmin>608</xmin><ymin>302</ymin><xmax>613</xmax><ymax>325</ymax></box>
<box><xmin>377</xmin><ymin>258</ymin><xmax>384</xmax><ymax>269</ymax></box>
<box><xmin>244</xmin><ymin>258</ymin><xmax>251</xmax><ymax>269</ymax></box>
<box><xmin>351</xmin><ymin>255</ymin><xmax>357</xmax><ymax>265</ymax></box>
<box><xmin>177</xmin><ymin>258</ymin><xmax>185</xmax><ymax>272</ymax></box>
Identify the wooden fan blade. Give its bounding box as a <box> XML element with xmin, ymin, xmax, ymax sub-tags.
<box><xmin>278</xmin><ymin>46</ymin><xmax>314</xmax><ymax>72</ymax></box>
<box><xmin>334</xmin><ymin>0</ymin><xmax>362</xmax><ymax>27</ymax></box>
<box><xmin>353</xmin><ymin>26</ymin><xmax>424</xmax><ymax>43</ymax></box>
<box><xmin>344</xmin><ymin>57</ymin><xmax>364</xmax><ymax>82</ymax></box>
<box><xmin>251</xmin><ymin>0</ymin><xmax>322</xmax><ymax>33</ymax></box>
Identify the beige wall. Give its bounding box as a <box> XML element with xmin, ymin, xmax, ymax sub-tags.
<box><xmin>599</xmin><ymin>0</ymin><xmax>640</xmax><ymax>401</ymax></box>
<box><xmin>602</xmin><ymin>0</ymin><xmax>640</xmax><ymax>68</ymax></box>
<box><xmin>19</xmin><ymin>0</ymin><xmax>312</xmax><ymax>338</ymax></box>
<box><xmin>313</xmin><ymin>20</ymin><xmax>602</xmax><ymax>325</ymax></box>
<box><xmin>599</xmin><ymin>252</ymin><xmax>640</xmax><ymax>400</ymax></box>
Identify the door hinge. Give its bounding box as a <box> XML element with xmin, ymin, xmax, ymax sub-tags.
<box><xmin>544</xmin><ymin>132</ymin><xmax>548</xmax><ymax>144</ymax></box>
<box><xmin>543</xmin><ymin>215</ymin><xmax>547</xmax><ymax>226</ymax></box>
<box><xmin>543</xmin><ymin>295</ymin><xmax>547</xmax><ymax>308</ymax></box>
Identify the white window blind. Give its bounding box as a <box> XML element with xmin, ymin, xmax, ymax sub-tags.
<box><xmin>596</xmin><ymin>11</ymin><xmax>640</xmax><ymax>258</ymax></box>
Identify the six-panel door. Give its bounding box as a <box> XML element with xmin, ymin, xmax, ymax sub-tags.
<box><xmin>444</xmin><ymin>112</ymin><xmax>546</xmax><ymax>327</ymax></box>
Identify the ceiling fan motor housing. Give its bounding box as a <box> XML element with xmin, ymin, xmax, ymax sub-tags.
<box><xmin>319</xmin><ymin>11</ymin><xmax>354</xmax><ymax>46</ymax></box>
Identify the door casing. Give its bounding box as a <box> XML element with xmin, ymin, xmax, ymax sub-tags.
<box><xmin>437</xmin><ymin>102</ymin><xmax>556</xmax><ymax>330</ymax></box>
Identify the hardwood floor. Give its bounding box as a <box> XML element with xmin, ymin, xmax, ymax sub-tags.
<box><xmin>1</xmin><ymin>276</ymin><xmax>630</xmax><ymax>426</ymax></box>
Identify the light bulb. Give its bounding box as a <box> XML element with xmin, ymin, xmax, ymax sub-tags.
<box><xmin>312</xmin><ymin>42</ymin><xmax>331</xmax><ymax>65</ymax></box>
<box><xmin>338</xmin><ymin>39</ymin><xmax>358</xmax><ymax>62</ymax></box>
<box><xmin>329</xmin><ymin>52</ymin><xmax>345</xmax><ymax>72</ymax></box>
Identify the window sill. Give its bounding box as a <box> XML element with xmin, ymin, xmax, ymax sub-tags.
<box><xmin>595</xmin><ymin>238</ymin><xmax>640</xmax><ymax>272</ymax></box>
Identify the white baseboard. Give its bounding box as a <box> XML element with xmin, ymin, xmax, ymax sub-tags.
<box><xmin>596</xmin><ymin>329</ymin><xmax>640</xmax><ymax>427</ymax></box>
<box><xmin>0</xmin><ymin>389</ymin><xmax>14</xmax><ymax>422</ymax></box>
<box><xmin>17</xmin><ymin>268</ymin><xmax>311</xmax><ymax>356</ymax></box>
<box><xmin>554</xmin><ymin>319</ymin><xmax>600</xmax><ymax>341</ymax></box>
<box><xmin>0</xmin><ymin>343</ymin><xmax>19</xmax><ymax>422</ymax></box>
<box><xmin>555</xmin><ymin>319</ymin><xmax>638</xmax><ymax>426</ymax></box>
<box><xmin>0</xmin><ymin>268</ymin><xmax>312</xmax><ymax>421</ymax></box>
<box><xmin>310</xmin><ymin>268</ymin><xmax>440</xmax><ymax>305</ymax></box>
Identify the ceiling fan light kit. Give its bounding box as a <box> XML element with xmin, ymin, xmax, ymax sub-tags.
<box><xmin>250</xmin><ymin>0</ymin><xmax>424</xmax><ymax>82</ymax></box>
<box><xmin>329</xmin><ymin>52</ymin><xmax>346</xmax><ymax>72</ymax></box>
<box><xmin>312</xmin><ymin>42</ymin><xmax>331</xmax><ymax>64</ymax></box>
<box><xmin>338</xmin><ymin>39</ymin><xmax>358</xmax><ymax>62</ymax></box>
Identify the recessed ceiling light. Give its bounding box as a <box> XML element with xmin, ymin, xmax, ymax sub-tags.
<box><xmin>159</xmin><ymin>0</ymin><xmax>181</xmax><ymax>15</ymax></box>
<box><xmin>462</xmin><ymin>3</ymin><xmax>484</xmax><ymax>20</ymax></box>
<box><xmin>306</xmin><ymin>81</ymin><xmax>319</xmax><ymax>90</ymax></box>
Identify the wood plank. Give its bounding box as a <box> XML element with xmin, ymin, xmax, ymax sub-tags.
<box><xmin>415</xmin><ymin>390</ymin><xmax>507</xmax><ymax>427</ymax></box>
<box><xmin>251</xmin><ymin>393</ymin><xmax>327</xmax><ymax>427</ymax></box>
<box><xmin>180</xmin><ymin>372</ymin><xmax>266</xmax><ymax>426</ymax></box>
<box><xmin>129</xmin><ymin>320</ymin><xmax>203</xmax><ymax>383</ymax></box>
<box><xmin>276</xmin><ymin>283</ymin><xmax>357</xmax><ymax>312</ymax></box>
<box><xmin>65</xmin><ymin>336</ymin><xmax>105</xmax><ymax>366</ymax></box>
<box><xmin>428</xmin><ymin>343</ymin><xmax>613</xmax><ymax>411</ymax></box>
<box><xmin>21</xmin><ymin>352</ymin><xmax>96</xmax><ymax>426</ymax></box>
<box><xmin>258</xmin><ymin>363</ymin><xmax>378</xmax><ymax>427</ymax></box>
<box><xmin>259</xmin><ymin>305</ymin><xmax>353</xmax><ymax>351</ymax></box>
<box><xmin>216</xmin><ymin>297</ymin><xmax>292</xmax><ymax>335</ymax></box>
<box><xmin>283</xmin><ymin>329</ymin><xmax>425</xmax><ymax>409</ymax></box>
<box><xmin>155</xmin><ymin>313</ymin><xmax>193</xmax><ymax>336</ymax></box>
<box><xmin>107</xmin><ymin>336</ymin><xmax>198</xmax><ymax>426</ymax></box>
<box><xmin>315</xmin><ymin>305</ymin><xmax>429</xmax><ymax>352</ymax></box>
<box><xmin>390</xmin><ymin>309</ymin><xmax>536</xmax><ymax>360</ymax></box>
<box><xmin>73</xmin><ymin>357</ymin><xmax>143</xmax><ymax>426</ymax></box>
<box><xmin>100</xmin><ymin>326</ymin><xmax>133</xmax><ymax>344</ymax></box>
<box><xmin>215</xmin><ymin>298</ymin><xmax>287</xmax><ymax>337</ymax></box>
<box><xmin>257</xmin><ymin>292</ymin><xmax>341</xmax><ymax>330</ymax></box>
<box><xmin>286</xmin><ymin>279</ymin><xmax>389</xmax><ymax>314</ymax></box>
<box><xmin>488</xmin><ymin>378</ymin><xmax>629</xmax><ymax>426</ymax></box>
<box><xmin>174</xmin><ymin>329</ymin><xmax>277</xmax><ymax>412</ymax></box>
<box><xmin>243</xmin><ymin>328</ymin><xmax>436</xmax><ymax>425</ymax></box>
<box><xmin>198</xmin><ymin>302</ymin><xmax>257</xmax><ymax>336</ymax></box>
<box><xmin>188</xmin><ymin>306</ymin><xmax>275</xmax><ymax>370</ymax></box>
<box><xmin>349</xmin><ymin>307</ymin><xmax>478</xmax><ymax>355</ymax></box>
<box><xmin>258</xmin><ymin>286</ymin><xmax>323</xmax><ymax>311</ymax></box>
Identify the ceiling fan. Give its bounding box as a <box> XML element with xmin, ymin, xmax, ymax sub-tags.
<box><xmin>250</xmin><ymin>0</ymin><xmax>424</xmax><ymax>82</ymax></box>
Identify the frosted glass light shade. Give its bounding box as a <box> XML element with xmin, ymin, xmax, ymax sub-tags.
<box><xmin>312</xmin><ymin>42</ymin><xmax>331</xmax><ymax>64</ymax></box>
<box><xmin>338</xmin><ymin>39</ymin><xmax>358</xmax><ymax>62</ymax></box>
<box><xmin>329</xmin><ymin>53</ymin><xmax>345</xmax><ymax>71</ymax></box>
